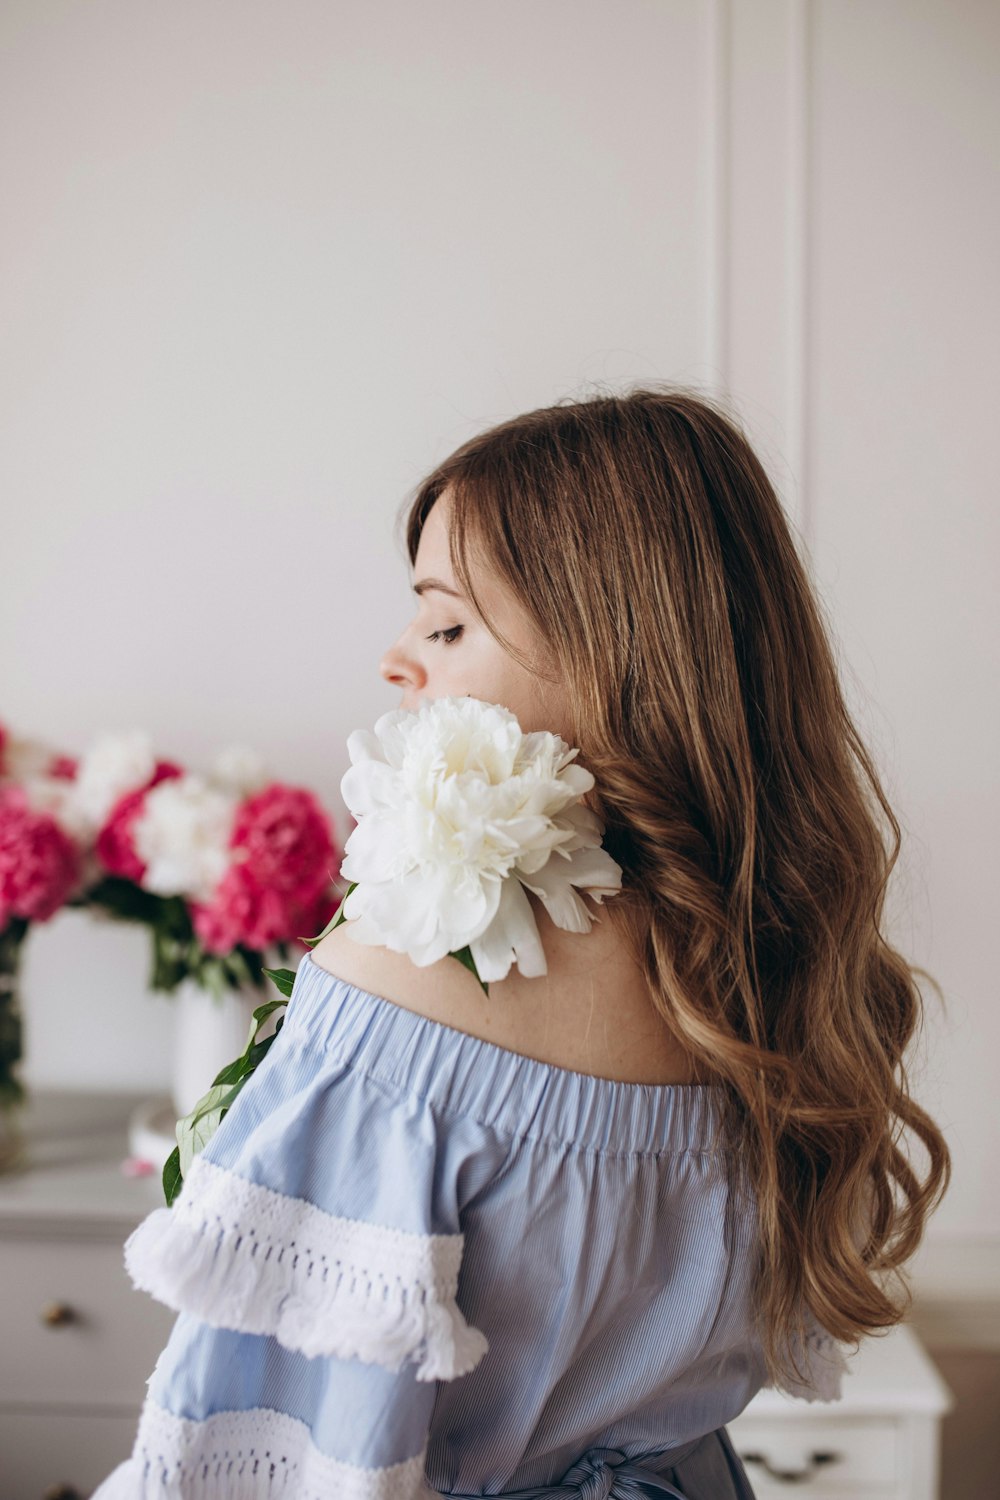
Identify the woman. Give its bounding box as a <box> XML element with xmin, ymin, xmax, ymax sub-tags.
<box><xmin>95</xmin><ymin>387</ymin><xmax>951</xmax><ymax>1498</ymax></box>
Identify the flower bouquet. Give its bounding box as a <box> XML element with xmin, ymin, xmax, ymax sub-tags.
<box><xmin>67</xmin><ymin>732</ymin><xmax>341</xmax><ymax>1002</ymax></box>
<box><xmin>0</xmin><ymin>720</ymin><xmax>96</xmax><ymax>1135</ymax></box>
<box><xmin>0</xmin><ymin>713</ymin><xmax>345</xmax><ymax>1178</ymax></box>
<box><xmin>165</xmin><ymin>695</ymin><xmax>623</xmax><ymax>1204</ymax></box>
<box><xmin>59</xmin><ymin>730</ymin><xmax>344</xmax><ymax>1174</ymax></box>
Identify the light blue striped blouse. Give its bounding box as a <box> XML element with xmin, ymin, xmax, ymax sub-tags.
<box><xmin>93</xmin><ymin>950</ymin><xmax>848</xmax><ymax>1499</ymax></box>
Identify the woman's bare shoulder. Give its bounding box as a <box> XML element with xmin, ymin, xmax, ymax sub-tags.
<box><xmin>307</xmin><ymin>911</ymin><xmax>705</xmax><ymax>1086</ymax></box>
<box><xmin>307</xmin><ymin>919</ymin><xmax>489</xmax><ymax>1024</ymax></box>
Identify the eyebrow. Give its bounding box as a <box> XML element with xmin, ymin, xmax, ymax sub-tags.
<box><xmin>412</xmin><ymin>577</ymin><xmax>464</xmax><ymax>600</ymax></box>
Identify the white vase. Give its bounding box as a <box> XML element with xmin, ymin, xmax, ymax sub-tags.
<box><xmin>171</xmin><ymin>978</ymin><xmax>260</xmax><ymax>1120</ymax></box>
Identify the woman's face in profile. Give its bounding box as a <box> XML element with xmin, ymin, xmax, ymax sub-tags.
<box><xmin>380</xmin><ymin>489</ymin><xmax>573</xmax><ymax>740</ymax></box>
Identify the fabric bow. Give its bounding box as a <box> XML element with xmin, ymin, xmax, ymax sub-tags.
<box><xmin>557</xmin><ymin>1445</ymin><xmax>697</xmax><ymax>1499</ymax></box>
<box><xmin>441</xmin><ymin>1434</ymin><xmax>709</xmax><ymax>1499</ymax></box>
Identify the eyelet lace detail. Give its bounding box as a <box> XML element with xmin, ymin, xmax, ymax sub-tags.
<box><xmin>123</xmin><ymin>1155</ymin><xmax>488</xmax><ymax>1381</ymax></box>
<box><xmin>94</xmin><ymin>1400</ymin><xmax>444</xmax><ymax>1499</ymax></box>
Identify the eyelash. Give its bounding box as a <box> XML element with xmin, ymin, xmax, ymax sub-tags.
<box><xmin>425</xmin><ymin>625</ymin><xmax>464</xmax><ymax>646</ymax></box>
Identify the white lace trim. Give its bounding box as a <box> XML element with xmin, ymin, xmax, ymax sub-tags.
<box><xmin>123</xmin><ymin>1156</ymin><xmax>489</xmax><ymax>1381</ymax></box>
<box><xmin>91</xmin><ymin>1399</ymin><xmax>445</xmax><ymax>1499</ymax></box>
<box><xmin>768</xmin><ymin>1309</ymin><xmax>851</xmax><ymax>1403</ymax></box>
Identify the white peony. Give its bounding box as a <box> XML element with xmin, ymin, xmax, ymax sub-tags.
<box><xmin>0</xmin><ymin>732</ymin><xmax>93</xmax><ymax>844</ymax></box>
<box><xmin>21</xmin><ymin>773</ymin><xmax>94</xmax><ymax>845</ymax></box>
<box><xmin>336</xmin><ymin>696</ymin><xmax>622</xmax><ymax>986</ymax></box>
<box><xmin>132</xmin><ymin>773</ymin><xmax>238</xmax><ymax>902</ymax></box>
<box><xmin>207</xmin><ymin>743</ymin><xmax>270</xmax><ymax>798</ymax></box>
<box><xmin>67</xmin><ymin>731</ymin><xmax>157</xmax><ymax>834</ymax></box>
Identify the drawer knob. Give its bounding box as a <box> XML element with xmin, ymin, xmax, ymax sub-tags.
<box><xmin>739</xmin><ymin>1449</ymin><xmax>842</xmax><ymax>1482</ymax></box>
<box><xmin>43</xmin><ymin>1487</ymin><xmax>83</xmax><ymax>1500</ymax></box>
<box><xmin>39</xmin><ymin>1301</ymin><xmax>77</xmax><ymax>1327</ymax></box>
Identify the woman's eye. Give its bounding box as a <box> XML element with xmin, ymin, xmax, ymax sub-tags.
<box><xmin>426</xmin><ymin>625</ymin><xmax>464</xmax><ymax>645</ymax></box>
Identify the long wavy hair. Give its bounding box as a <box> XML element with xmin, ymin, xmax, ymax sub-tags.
<box><xmin>398</xmin><ymin>385</ymin><xmax>952</xmax><ymax>1395</ymax></box>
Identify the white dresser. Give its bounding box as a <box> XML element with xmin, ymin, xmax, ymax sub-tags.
<box><xmin>0</xmin><ymin>1090</ymin><xmax>173</xmax><ymax>1500</ymax></box>
<box><xmin>728</xmin><ymin>1319</ymin><xmax>954</xmax><ymax>1499</ymax></box>
<box><xmin>0</xmin><ymin>1092</ymin><xmax>957</xmax><ymax>1500</ymax></box>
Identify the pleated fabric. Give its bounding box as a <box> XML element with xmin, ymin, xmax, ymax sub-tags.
<box><xmin>92</xmin><ymin>951</ymin><xmax>848</xmax><ymax>1499</ymax></box>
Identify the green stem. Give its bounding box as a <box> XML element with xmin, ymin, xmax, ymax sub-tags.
<box><xmin>0</xmin><ymin>919</ymin><xmax>28</xmax><ymax>1110</ymax></box>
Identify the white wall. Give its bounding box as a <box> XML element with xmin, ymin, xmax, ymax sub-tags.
<box><xmin>806</xmin><ymin>2</ymin><xmax>1000</xmax><ymax>1316</ymax></box>
<box><xmin>2</xmin><ymin>1</ymin><xmax>997</xmax><ymax>1300</ymax></box>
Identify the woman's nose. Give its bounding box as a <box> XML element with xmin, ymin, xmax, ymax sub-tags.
<box><xmin>379</xmin><ymin>641</ymin><xmax>424</xmax><ymax>690</ymax></box>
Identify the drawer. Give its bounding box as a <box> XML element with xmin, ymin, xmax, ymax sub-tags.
<box><xmin>0</xmin><ymin>1235</ymin><xmax>174</xmax><ymax>1408</ymax></box>
<box><xmin>727</xmin><ymin>1414</ymin><xmax>899</xmax><ymax>1494</ymax></box>
<box><xmin>0</xmin><ymin>1405</ymin><xmax>139</xmax><ymax>1498</ymax></box>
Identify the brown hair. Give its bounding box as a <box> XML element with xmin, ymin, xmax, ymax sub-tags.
<box><xmin>399</xmin><ymin>384</ymin><xmax>951</xmax><ymax>1395</ymax></box>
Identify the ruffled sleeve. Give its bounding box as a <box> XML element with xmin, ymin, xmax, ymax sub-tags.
<box><xmin>90</xmin><ymin>959</ymin><xmax>491</xmax><ymax>1500</ymax></box>
<box><xmin>766</xmin><ymin>1303</ymin><xmax>852</xmax><ymax>1403</ymax></box>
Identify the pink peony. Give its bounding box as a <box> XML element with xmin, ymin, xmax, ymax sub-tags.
<box><xmin>97</xmin><ymin>760</ymin><xmax>184</xmax><ymax>881</ymax></box>
<box><xmin>191</xmin><ymin>865</ymin><xmax>296</xmax><ymax>954</ymax></box>
<box><xmin>0</xmin><ymin>783</ymin><xmax>82</xmax><ymax>924</ymax></box>
<box><xmin>230</xmin><ymin>784</ymin><xmax>336</xmax><ymax>897</ymax></box>
<box><xmin>191</xmin><ymin>865</ymin><xmax>342</xmax><ymax>956</ymax></box>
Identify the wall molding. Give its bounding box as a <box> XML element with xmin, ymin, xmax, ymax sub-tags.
<box><xmin>703</xmin><ymin>0</ymin><xmax>731</xmax><ymax>388</ymax></box>
<box><xmin>708</xmin><ymin>0</ymin><xmax>813</xmax><ymax>546</ymax></box>
<box><xmin>784</xmin><ymin>0</ymin><xmax>810</xmax><ymax>543</ymax></box>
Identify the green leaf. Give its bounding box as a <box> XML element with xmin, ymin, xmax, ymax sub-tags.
<box><xmin>187</xmin><ymin>1081</ymin><xmax>236</xmax><ymax>1127</ymax></box>
<box><xmin>162</xmin><ymin>1145</ymin><xmax>183</xmax><ymax>1206</ymax></box>
<box><xmin>261</xmin><ymin>967</ymin><xmax>296</xmax><ymax>998</ymax></box>
<box><xmin>176</xmin><ymin>1084</ymin><xmax>230</xmax><ymax>1178</ymax></box>
<box><xmin>223</xmin><ymin>948</ymin><xmax>254</xmax><ymax>988</ymax></box>
<box><xmin>201</xmin><ymin>1080</ymin><xmax>245</xmax><ymax>1118</ymax></box>
<box><xmin>214</xmin><ymin>1075</ymin><xmax>251</xmax><ymax>1116</ymax></box>
<box><xmin>198</xmin><ymin>956</ymin><xmax>229</xmax><ymax>1003</ymax></box>
<box><xmin>301</xmin><ymin>884</ymin><xmax>357</xmax><ymax>947</ymax></box>
<box><xmin>210</xmin><ymin>1025</ymin><xmax>281</xmax><ymax>1089</ymax></box>
<box><xmin>165</xmin><ymin>964</ymin><xmax>298</xmax><ymax>1189</ymax></box>
<box><xmin>203</xmin><ymin>994</ymin><xmax>288</xmax><ymax>1092</ymax></box>
<box><xmin>252</xmin><ymin>997</ymin><xmax>288</xmax><ymax>1024</ymax></box>
<box><xmin>145</xmin><ymin>905</ymin><xmax>200</xmax><ymax>993</ymax></box>
<box><xmin>0</xmin><ymin>1076</ymin><xmax>25</xmax><ymax>1110</ymax></box>
<box><xmin>235</xmin><ymin>945</ymin><xmax>268</xmax><ymax>989</ymax></box>
<box><xmin>449</xmin><ymin>945</ymin><xmax>490</xmax><ymax>997</ymax></box>
<box><xmin>211</xmin><ymin>1053</ymin><xmax>250</xmax><ymax>1088</ymax></box>
<box><xmin>85</xmin><ymin>877</ymin><xmax>169</xmax><ymax>926</ymax></box>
